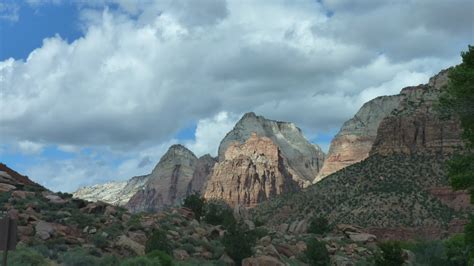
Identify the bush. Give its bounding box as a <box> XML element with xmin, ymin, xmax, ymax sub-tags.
<box><xmin>93</xmin><ymin>233</ymin><xmax>109</xmax><ymax>249</ymax></box>
<box><xmin>308</xmin><ymin>216</ymin><xmax>330</xmax><ymax>235</ymax></box>
<box><xmin>375</xmin><ymin>241</ymin><xmax>404</xmax><ymax>266</ymax></box>
<box><xmin>305</xmin><ymin>238</ymin><xmax>330</xmax><ymax>266</ymax></box>
<box><xmin>6</xmin><ymin>247</ymin><xmax>48</xmax><ymax>266</ymax></box>
<box><xmin>60</xmin><ymin>248</ymin><xmax>100</xmax><ymax>266</ymax></box>
<box><xmin>183</xmin><ymin>193</ymin><xmax>206</xmax><ymax>221</ymax></box>
<box><xmin>147</xmin><ymin>250</ymin><xmax>174</xmax><ymax>266</ymax></box>
<box><xmin>203</xmin><ymin>200</ymin><xmax>236</xmax><ymax>229</ymax></box>
<box><xmin>120</xmin><ymin>256</ymin><xmax>162</xmax><ymax>266</ymax></box>
<box><xmin>99</xmin><ymin>255</ymin><xmax>120</xmax><ymax>266</ymax></box>
<box><xmin>146</xmin><ymin>229</ymin><xmax>172</xmax><ymax>255</ymax></box>
<box><xmin>444</xmin><ymin>234</ymin><xmax>469</xmax><ymax>266</ymax></box>
<box><xmin>222</xmin><ymin>225</ymin><xmax>255</xmax><ymax>265</ymax></box>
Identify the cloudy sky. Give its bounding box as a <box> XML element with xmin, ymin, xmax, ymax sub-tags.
<box><xmin>0</xmin><ymin>0</ymin><xmax>472</xmax><ymax>192</ymax></box>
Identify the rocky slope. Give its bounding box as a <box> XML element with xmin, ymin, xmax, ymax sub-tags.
<box><xmin>315</xmin><ymin>95</ymin><xmax>400</xmax><ymax>181</ymax></box>
<box><xmin>253</xmin><ymin>69</ymin><xmax>471</xmax><ymax>240</ymax></box>
<box><xmin>73</xmin><ymin>175</ymin><xmax>148</xmax><ymax>206</ymax></box>
<box><xmin>127</xmin><ymin>145</ymin><xmax>204</xmax><ymax>212</ymax></box>
<box><xmin>371</xmin><ymin>69</ymin><xmax>463</xmax><ymax>155</ymax></box>
<box><xmin>204</xmin><ymin>133</ymin><xmax>300</xmax><ymax>207</ymax></box>
<box><xmin>218</xmin><ymin>112</ymin><xmax>325</xmax><ymax>187</ymax></box>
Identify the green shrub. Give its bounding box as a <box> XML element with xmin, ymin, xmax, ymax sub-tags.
<box><xmin>146</xmin><ymin>229</ymin><xmax>172</xmax><ymax>255</ymax></box>
<box><xmin>305</xmin><ymin>238</ymin><xmax>329</xmax><ymax>266</ymax></box>
<box><xmin>147</xmin><ymin>250</ymin><xmax>174</xmax><ymax>266</ymax></box>
<box><xmin>99</xmin><ymin>255</ymin><xmax>120</xmax><ymax>266</ymax></box>
<box><xmin>203</xmin><ymin>200</ymin><xmax>236</xmax><ymax>229</ymax></box>
<box><xmin>222</xmin><ymin>225</ymin><xmax>255</xmax><ymax>265</ymax></box>
<box><xmin>375</xmin><ymin>241</ymin><xmax>404</xmax><ymax>266</ymax></box>
<box><xmin>444</xmin><ymin>234</ymin><xmax>469</xmax><ymax>266</ymax></box>
<box><xmin>93</xmin><ymin>233</ymin><xmax>109</xmax><ymax>249</ymax></box>
<box><xmin>120</xmin><ymin>256</ymin><xmax>162</xmax><ymax>266</ymax></box>
<box><xmin>183</xmin><ymin>193</ymin><xmax>206</xmax><ymax>221</ymax></box>
<box><xmin>5</xmin><ymin>247</ymin><xmax>48</xmax><ymax>266</ymax></box>
<box><xmin>60</xmin><ymin>247</ymin><xmax>100</xmax><ymax>266</ymax></box>
<box><xmin>308</xmin><ymin>216</ymin><xmax>330</xmax><ymax>235</ymax></box>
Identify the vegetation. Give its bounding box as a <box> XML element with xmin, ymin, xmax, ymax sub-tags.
<box><xmin>305</xmin><ymin>238</ymin><xmax>330</xmax><ymax>266</ymax></box>
<box><xmin>4</xmin><ymin>247</ymin><xmax>48</xmax><ymax>266</ymax></box>
<box><xmin>375</xmin><ymin>241</ymin><xmax>404</xmax><ymax>266</ymax></box>
<box><xmin>308</xmin><ymin>216</ymin><xmax>330</xmax><ymax>235</ymax></box>
<box><xmin>439</xmin><ymin>45</ymin><xmax>474</xmax><ymax>263</ymax></box>
<box><xmin>182</xmin><ymin>193</ymin><xmax>206</xmax><ymax>221</ymax></box>
<box><xmin>222</xmin><ymin>224</ymin><xmax>256</xmax><ymax>265</ymax></box>
<box><xmin>146</xmin><ymin>229</ymin><xmax>172</xmax><ymax>255</ymax></box>
<box><xmin>203</xmin><ymin>199</ymin><xmax>236</xmax><ymax>229</ymax></box>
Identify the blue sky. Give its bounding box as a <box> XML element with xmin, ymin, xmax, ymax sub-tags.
<box><xmin>0</xmin><ymin>0</ymin><xmax>471</xmax><ymax>192</ymax></box>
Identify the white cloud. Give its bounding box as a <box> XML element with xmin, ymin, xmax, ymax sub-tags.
<box><xmin>0</xmin><ymin>2</ymin><xmax>19</xmax><ymax>22</ymax></box>
<box><xmin>17</xmin><ymin>140</ymin><xmax>44</xmax><ymax>155</ymax></box>
<box><xmin>187</xmin><ymin>111</ymin><xmax>240</xmax><ymax>157</ymax></box>
<box><xmin>1</xmin><ymin>0</ymin><xmax>472</xmax><ymax>191</ymax></box>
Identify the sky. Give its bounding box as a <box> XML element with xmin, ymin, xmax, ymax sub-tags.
<box><xmin>0</xmin><ymin>0</ymin><xmax>473</xmax><ymax>192</ymax></box>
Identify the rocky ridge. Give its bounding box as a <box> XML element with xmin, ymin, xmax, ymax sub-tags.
<box><xmin>73</xmin><ymin>175</ymin><xmax>148</xmax><ymax>206</ymax></box>
<box><xmin>218</xmin><ymin>112</ymin><xmax>325</xmax><ymax>187</ymax></box>
<box><xmin>315</xmin><ymin>95</ymin><xmax>400</xmax><ymax>181</ymax></box>
<box><xmin>204</xmin><ymin>133</ymin><xmax>300</xmax><ymax>207</ymax></box>
<box><xmin>371</xmin><ymin>69</ymin><xmax>463</xmax><ymax>155</ymax></box>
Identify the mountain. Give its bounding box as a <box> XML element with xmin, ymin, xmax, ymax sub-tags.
<box><xmin>218</xmin><ymin>112</ymin><xmax>325</xmax><ymax>187</ymax></box>
<box><xmin>371</xmin><ymin>69</ymin><xmax>463</xmax><ymax>155</ymax></box>
<box><xmin>187</xmin><ymin>154</ymin><xmax>217</xmax><ymax>195</ymax></box>
<box><xmin>0</xmin><ymin>163</ymin><xmax>42</xmax><ymax>191</ymax></box>
<box><xmin>253</xmin><ymin>69</ymin><xmax>471</xmax><ymax>240</ymax></box>
<box><xmin>73</xmin><ymin>175</ymin><xmax>148</xmax><ymax>206</ymax></box>
<box><xmin>126</xmin><ymin>145</ymin><xmax>216</xmax><ymax>212</ymax></box>
<box><xmin>204</xmin><ymin>133</ymin><xmax>300</xmax><ymax>207</ymax></box>
<box><xmin>315</xmin><ymin>95</ymin><xmax>400</xmax><ymax>181</ymax></box>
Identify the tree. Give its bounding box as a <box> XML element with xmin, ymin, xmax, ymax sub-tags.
<box><xmin>183</xmin><ymin>193</ymin><xmax>206</xmax><ymax>221</ymax></box>
<box><xmin>375</xmin><ymin>241</ymin><xmax>404</xmax><ymax>266</ymax></box>
<box><xmin>222</xmin><ymin>224</ymin><xmax>255</xmax><ymax>265</ymax></box>
<box><xmin>145</xmin><ymin>229</ymin><xmax>172</xmax><ymax>255</ymax></box>
<box><xmin>305</xmin><ymin>238</ymin><xmax>330</xmax><ymax>266</ymax></box>
<box><xmin>439</xmin><ymin>45</ymin><xmax>474</xmax><ymax>263</ymax></box>
<box><xmin>308</xmin><ymin>216</ymin><xmax>330</xmax><ymax>235</ymax></box>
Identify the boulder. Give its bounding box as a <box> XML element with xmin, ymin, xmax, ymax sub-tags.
<box><xmin>219</xmin><ymin>253</ymin><xmax>236</xmax><ymax>266</ymax></box>
<box><xmin>242</xmin><ymin>255</ymin><xmax>285</xmax><ymax>266</ymax></box>
<box><xmin>116</xmin><ymin>235</ymin><xmax>145</xmax><ymax>256</ymax></box>
<box><xmin>35</xmin><ymin>221</ymin><xmax>54</xmax><ymax>240</ymax></box>
<box><xmin>173</xmin><ymin>249</ymin><xmax>190</xmax><ymax>261</ymax></box>
<box><xmin>347</xmin><ymin>232</ymin><xmax>376</xmax><ymax>243</ymax></box>
<box><xmin>0</xmin><ymin>183</ymin><xmax>16</xmax><ymax>192</ymax></box>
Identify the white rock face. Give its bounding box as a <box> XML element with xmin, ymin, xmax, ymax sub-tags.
<box><xmin>218</xmin><ymin>112</ymin><xmax>325</xmax><ymax>187</ymax></box>
<box><xmin>73</xmin><ymin>175</ymin><xmax>148</xmax><ymax>206</ymax></box>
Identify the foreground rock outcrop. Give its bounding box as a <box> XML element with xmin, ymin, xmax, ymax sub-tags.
<box><xmin>218</xmin><ymin>112</ymin><xmax>325</xmax><ymax>187</ymax></box>
<box><xmin>315</xmin><ymin>95</ymin><xmax>400</xmax><ymax>181</ymax></box>
<box><xmin>204</xmin><ymin>133</ymin><xmax>300</xmax><ymax>207</ymax></box>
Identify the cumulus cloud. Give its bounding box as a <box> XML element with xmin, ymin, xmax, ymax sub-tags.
<box><xmin>17</xmin><ymin>140</ymin><xmax>44</xmax><ymax>155</ymax></box>
<box><xmin>186</xmin><ymin>111</ymin><xmax>240</xmax><ymax>157</ymax></box>
<box><xmin>1</xmin><ymin>0</ymin><xmax>472</xmax><ymax>190</ymax></box>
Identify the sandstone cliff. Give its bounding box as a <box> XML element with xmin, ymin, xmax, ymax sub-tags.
<box><xmin>127</xmin><ymin>145</ymin><xmax>198</xmax><ymax>212</ymax></box>
<box><xmin>205</xmin><ymin>133</ymin><xmax>300</xmax><ymax>207</ymax></box>
<box><xmin>73</xmin><ymin>175</ymin><xmax>148</xmax><ymax>206</ymax></box>
<box><xmin>371</xmin><ymin>69</ymin><xmax>463</xmax><ymax>155</ymax></box>
<box><xmin>218</xmin><ymin>112</ymin><xmax>325</xmax><ymax>187</ymax></box>
<box><xmin>315</xmin><ymin>95</ymin><xmax>400</xmax><ymax>181</ymax></box>
<box><xmin>187</xmin><ymin>154</ymin><xmax>217</xmax><ymax>194</ymax></box>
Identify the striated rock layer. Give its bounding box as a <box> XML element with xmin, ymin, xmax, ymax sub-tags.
<box><xmin>218</xmin><ymin>112</ymin><xmax>325</xmax><ymax>187</ymax></box>
<box><xmin>73</xmin><ymin>175</ymin><xmax>148</xmax><ymax>206</ymax></box>
<box><xmin>127</xmin><ymin>145</ymin><xmax>198</xmax><ymax>212</ymax></box>
<box><xmin>187</xmin><ymin>154</ymin><xmax>217</xmax><ymax>195</ymax></box>
<box><xmin>315</xmin><ymin>95</ymin><xmax>400</xmax><ymax>181</ymax></box>
<box><xmin>205</xmin><ymin>133</ymin><xmax>300</xmax><ymax>207</ymax></box>
<box><xmin>371</xmin><ymin>69</ymin><xmax>463</xmax><ymax>155</ymax></box>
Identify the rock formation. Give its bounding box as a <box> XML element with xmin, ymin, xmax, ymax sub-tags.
<box><xmin>315</xmin><ymin>95</ymin><xmax>400</xmax><ymax>181</ymax></box>
<box><xmin>187</xmin><ymin>154</ymin><xmax>217</xmax><ymax>195</ymax></box>
<box><xmin>204</xmin><ymin>133</ymin><xmax>300</xmax><ymax>207</ymax></box>
<box><xmin>73</xmin><ymin>175</ymin><xmax>148</xmax><ymax>206</ymax></box>
<box><xmin>371</xmin><ymin>69</ymin><xmax>463</xmax><ymax>155</ymax></box>
<box><xmin>218</xmin><ymin>112</ymin><xmax>325</xmax><ymax>187</ymax></box>
<box><xmin>127</xmin><ymin>144</ymin><xmax>199</xmax><ymax>212</ymax></box>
